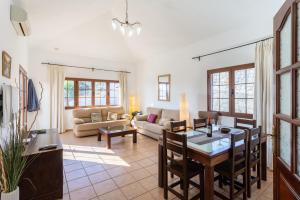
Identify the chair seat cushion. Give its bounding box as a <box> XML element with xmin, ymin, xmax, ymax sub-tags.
<box><xmin>168</xmin><ymin>159</ymin><xmax>203</xmax><ymax>178</ymax></box>
<box><xmin>215</xmin><ymin>160</ymin><xmax>246</xmax><ymax>177</ymax></box>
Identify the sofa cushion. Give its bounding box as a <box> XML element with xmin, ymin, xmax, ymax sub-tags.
<box><xmin>73</xmin><ymin>107</ymin><xmax>103</xmax><ymax>118</ymax></box>
<box><xmin>161</xmin><ymin>109</ymin><xmax>180</xmax><ymax>121</ymax></box>
<box><xmin>147</xmin><ymin>107</ymin><xmax>162</xmax><ymax>119</ymax></box>
<box><xmin>143</xmin><ymin>123</ymin><xmax>165</xmax><ymax>134</ymax></box>
<box><xmin>102</xmin><ymin>107</ymin><xmax>124</xmax><ymax>120</ymax></box>
<box><xmin>73</xmin><ymin>118</ymin><xmax>85</xmax><ymax>125</ymax></box>
<box><xmin>91</xmin><ymin>112</ymin><xmax>102</xmax><ymax>122</ymax></box>
<box><xmin>75</xmin><ymin>119</ymin><xmax>128</xmax><ymax>131</ymax></box>
<box><xmin>134</xmin><ymin>120</ymin><xmax>147</xmax><ymax>129</ymax></box>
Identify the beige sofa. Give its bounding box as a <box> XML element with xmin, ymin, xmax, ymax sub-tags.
<box><xmin>133</xmin><ymin>107</ymin><xmax>179</xmax><ymax>140</ymax></box>
<box><xmin>72</xmin><ymin>106</ymin><xmax>129</xmax><ymax>137</ymax></box>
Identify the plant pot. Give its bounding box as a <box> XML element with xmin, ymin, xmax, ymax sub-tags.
<box><xmin>1</xmin><ymin>187</ymin><xmax>19</xmax><ymax>200</ymax></box>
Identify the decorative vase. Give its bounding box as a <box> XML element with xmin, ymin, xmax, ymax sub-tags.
<box><xmin>1</xmin><ymin>187</ymin><xmax>19</xmax><ymax>200</ymax></box>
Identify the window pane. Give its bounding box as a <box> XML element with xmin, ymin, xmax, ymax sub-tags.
<box><xmin>247</xmin><ymin>68</ymin><xmax>255</xmax><ymax>83</ymax></box>
<box><xmin>220</xmin><ymin>99</ymin><xmax>229</xmax><ymax>112</ymax></box>
<box><xmin>280</xmin><ymin>14</ymin><xmax>291</xmax><ymax>68</ymax></box>
<box><xmin>212</xmin><ymin>99</ymin><xmax>219</xmax><ymax>111</ymax></box>
<box><xmin>68</xmin><ymin>98</ymin><xmax>74</xmax><ymax>107</ymax></box>
<box><xmin>79</xmin><ymin>81</ymin><xmax>86</xmax><ymax>90</ymax></box>
<box><xmin>235</xmin><ymin>99</ymin><xmax>246</xmax><ymax>113</ymax></box>
<box><xmin>297</xmin><ymin>127</ymin><xmax>300</xmax><ymax>176</ymax></box>
<box><xmin>298</xmin><ymin>3</ymin><xmax>300</xmax><ymax>61</ymax></box>
<box><xmin>235</xmin><ymin>84</ymin><xmax>246</xmax><ymax>98</ymax></box>
<box><xmin>280</xmin><ymin>120</ymin><xmax>291</xmax><ymax>166</ymax></box>
<box><xmin>212</xmin><ymin>86</ymin><xmax>219</xmax><ymax>98</ymax></box>
<box><xmin>220</xmin><ymin>72</ymin><xmax>229</xmax><ymax>85</ymax></box>
<box><xmin>86</xmin><ymin>90</ymin><xmax>92</xmax><ymax>97</ymax></box>
<box><xmin>298</xmin><ymin>71</ymin><xmax>300</xmax><ymax>117</ymax></box>
<box><xmin>212</xmin><ymin>73</ymin><xmax>219</xmax><ymax>85</ymax></box>
<box><xmin>86</xmin><ymin>98</ymin><xmax>92</xmax><ymax>106</ymax></box>
<box><xmin>79</xmin><ymin>90</ymin><xmax>85</xmax><ymax>97</ymax></box>
<box><xmin>247</xmin><ymin>99</ymin><xmax>254</xmax><ymax>114</ymax></box>
<box><xmin>235</xmin><ymin>70</ymin><xmax>246</xmax><ymax>84</ymax></box>
<box><xmin>95</xmin><ymin>98</ymin><xmax>100</xmax><ymax>105</ymax></box>
<box><xmin>280</xmin><ymin>72</ymin><xmax>291</xmax><ymax>116</ymax></box>
<box><xmin>79</xmin><ymin>98</ymin><xmax>85</xmax><ymax>106</ymax></box>
<box><xmin>220</xmin><ymin>86</ymin><xmax>229</xmax><ymax>98</ymax></box>
<box><xmin>246</xmin><ymin>84</ymin><xmax>254</xmax><ymax>98</ymax></box>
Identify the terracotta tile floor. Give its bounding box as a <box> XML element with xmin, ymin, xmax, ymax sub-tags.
<box><xmin>59</xmin><ymin>131</ymin><xmax>273</xmax><ymax>200</ymax></box>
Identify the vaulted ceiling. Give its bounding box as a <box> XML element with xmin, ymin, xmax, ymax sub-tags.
<box><xmin>22</xmin><ymin>0</ymin><xmax>284</xmax><ymax>63</ymax></box>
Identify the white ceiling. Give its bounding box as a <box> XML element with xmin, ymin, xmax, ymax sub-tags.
<box><xmin>22</xmin><ymin>0</ymin><xmax>284</xmax><ymax>63</ymax></box>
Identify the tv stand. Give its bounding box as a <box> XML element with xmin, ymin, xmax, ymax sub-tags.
<box><xmin>20</xmin><ymin>129</ymin><xmax>63</xmax><ymax>200</ymax></box>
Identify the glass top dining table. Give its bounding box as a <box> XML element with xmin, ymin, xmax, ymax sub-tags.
<box><xmin>176</xmin><ymin>125</ymin><xmax>245</xmax><ymax>155</ymax></box>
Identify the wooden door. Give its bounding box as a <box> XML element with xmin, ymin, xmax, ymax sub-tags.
<box><xmin>19</xmin><ymin>65</ymin><xmax>28</xmax><ymax>130</ymax></box>
<box><xmin>274</xmin><ymin>0</ymin><xmax>300</xmax><ymax>199</ymax></box>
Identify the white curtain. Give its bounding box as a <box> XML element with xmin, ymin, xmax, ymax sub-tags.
<box><xmin>119</xmin><ymin>72</ymin><xmax>128</xmax><ymax>113</ymax></box>
<box><xmin>49</xmin><ymin>66</ymin><xmax>65</xmax><ymax>133</ymax></box>
<box><xmin>254</xmin><ymin>38</ymin><xmax>273</xmax><ymax>169</ymax></box>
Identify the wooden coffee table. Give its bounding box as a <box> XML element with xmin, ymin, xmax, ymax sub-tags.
<box><xmin>98</xmin><ymin>126</ymin><xmax>137</xmax><ymax>149</ymax></box>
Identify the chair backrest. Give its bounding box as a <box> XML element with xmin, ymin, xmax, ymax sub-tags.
<box><xmin>170</xmin><ymin>120</ymin><xmax>187</xmax><ymax>132</ymax></box>
<box><xmin>234</xmin><ymin>118</ymin><xmax>256</xmax><ymax>130</ymax></box>
<box><xmin>248</xmin><ymin>127</ymin><xmax>262</xmax><ymax>163</ymax></box>
<box><xmin>193</xmin><ymin>118</ymin><xmax>207</xmax><ymax>130</ymax></box>
<box><xmin>162</xmin><ymin>130</ymin><xmax>188</xmax><ymax>174</ymax></box>
<box><xmin>198</xmin><ymin>111</ymin><xmax>219</xmax><ymax>125</ymax></box>
<box><xmin>230</xmin><ymin>132</ymin><xmax>248</xmax><ymax>175</ymax></box>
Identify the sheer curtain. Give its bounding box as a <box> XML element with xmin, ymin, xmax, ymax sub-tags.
<box><xmin>119</xmin><ymin>72</ymin><xmax>128</xmax><ymax>113</ymax></box>
<box><xmin>254</xmin><ymin>38</ymin><xmax>273</xmax><ymax>169</ymax></box>
<box><xmin>49</xmin><ymin>66</ymin><xmax>65</xmax><ymax>133</ymax></box>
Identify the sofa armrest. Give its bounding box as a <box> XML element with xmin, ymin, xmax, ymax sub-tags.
<box><xmin>134</xmin><ymin>114</ymin><xmax>148</xmax><ymax>121</ymax></box>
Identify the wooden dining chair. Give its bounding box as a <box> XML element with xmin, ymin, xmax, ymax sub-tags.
<box><xmin>170</xmin><ymin>120</ymin><xmax>187</xmax><ymax>132</ymax></box>
<box><xmin>193</xmin><ymin>118</ymin><xmax>207</xmax><ymax>130</ymax></box>
<box><xmin>170</xmin><ymin>120</ymin><xmax>187</xmax><ymax>178</ymax></box>
<box><xmin>163</xmin><ymin>129</ymin><xmax>204</xmax><ymax>200</ymax></box>
<box><xmin>198</xmin><ymin>111</ymin><xmax>219</xmax><ymax>125</ymax></box>
<box><xmin>214</xmin><ymin>131</ymin><xmax>248</xmax><ymax>200</ymax></box>
<box><xmin>247</xmin><ymin>127</ymin><xmax>262</xmax><ymax>198</ymax></box>
<box><xmin>234</xmin><ymin>117</ymin><xmax>256</xmax><ymax>130</ymax></box>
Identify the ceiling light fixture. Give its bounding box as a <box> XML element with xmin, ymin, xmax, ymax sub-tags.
<box><xmin>112</xmin><ymin>0</ymin><xmax>142</xmax><ymax>37</ymax></box>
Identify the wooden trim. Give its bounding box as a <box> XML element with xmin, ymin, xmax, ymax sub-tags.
<box><xmin>207</xmin><ymin>63</ymin><xmax>254</xmax><ymax>119</ymax></box>
<box><xmin>64</xmin><ymin>77</ymin><xmax>119</xmax><ymax>109</ymax></box>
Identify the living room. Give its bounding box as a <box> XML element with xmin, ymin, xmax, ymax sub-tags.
<box><xmin>1</xmin><ymin>0</ymin><xmax>298</xmax><ymax>200</ymax></box>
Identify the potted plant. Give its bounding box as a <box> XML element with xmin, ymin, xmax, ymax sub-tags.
<box><xmin>0</xmin><ymin>82</ymin><xmax>43</xmax><ymax>200</ymax></box>
<box><xmin>0</xmin><ymin>118</ymin><xmax>27</xmax><ymax>200</ymax></box>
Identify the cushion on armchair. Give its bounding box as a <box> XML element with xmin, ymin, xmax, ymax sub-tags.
<box><xmin>91</xmin><ymin>112</ymin><xmax>102</xmax><ymax>122</ymax></box>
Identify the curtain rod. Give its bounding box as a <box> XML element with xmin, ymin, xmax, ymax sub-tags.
<box><xmin>41</xmin><ymin>62</ymin><xmax>131</xmax><ymax>74</ymax></box>
<box><xmin>192</xmin><ymin>36</ymin><xmax>274</xmax><ymax>61</ymax></box>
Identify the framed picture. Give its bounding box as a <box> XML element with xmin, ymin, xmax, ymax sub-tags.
<box><xmin>2</xmin><ymin>51</ymin><xmax>12</xmax><ymax>79</ymax></box>
<box><xmin>158</xmin><ymin>74</ymin><xmax>171</xmax><ymax>101</ymax></box>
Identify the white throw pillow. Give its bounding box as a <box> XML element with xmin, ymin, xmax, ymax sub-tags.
<box><xmin>107</xmin><ymin>112</ymin><xmax>118</xmax><ymax>121</ymax></box>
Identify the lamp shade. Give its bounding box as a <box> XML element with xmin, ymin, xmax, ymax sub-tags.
<box><xmin>179</xmin><ymin>93</ymin><xmax>189</xmax><ymax>125</ymax></box>
<box><xmin>129</xmin><ymin>96</ymin><xmax>138</xmax><ymax>116</ymax></box>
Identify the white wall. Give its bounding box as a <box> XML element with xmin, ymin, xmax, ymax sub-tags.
<box><xmin>0</xmin><ymin>0</ymin><xmax>28</xmax><ymax>86</ymax></box>
<box><xmin>27</xmin><ymin>49</ymin><xmax>137</xmax><ymax>130</ymax></box>
<box><xmin>136</xmin><ymin>22</ymin><xmax>273</xmax><ymax>125</ymax></box>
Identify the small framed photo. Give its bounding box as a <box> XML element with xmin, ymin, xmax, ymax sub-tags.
<box><xmin>2</xmin><ymin>51</ymin><xmax>12</xmax><ymax>79</ymax></box>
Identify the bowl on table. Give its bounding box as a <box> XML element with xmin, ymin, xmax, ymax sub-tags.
<box><xmin>220</xmin><ymin>127</ymin><xmax>231</xmax><ymax>134</ymax></box>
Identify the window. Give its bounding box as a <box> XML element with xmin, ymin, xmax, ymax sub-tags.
<box><xmin>208</xmin><ymin>63</ymin><xmax>255</xmax><ymax>118</ymax></box>
<box><xmin>158</xmin><ymin>74</ymin><xmax>171</xmax><ymax>101</ymax></box>
<box><xmin>64</xmin><ymin>80</ymin><xmax>75</xmax><ymax>108</ymax></box>
<box><xmin>64</xmin><ymin>78</ymin><xmax>119</xmax><ymax>109</ymax></box>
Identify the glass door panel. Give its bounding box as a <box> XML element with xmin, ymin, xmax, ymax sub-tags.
<box><xmin>298</xmin><ymin>3</ymin><xmax>300</xmax><ymax>61</ymax></box>
<box><xmin>298</xmin><ymin>128</ymin><xmax>300</xmax><ymax>176</ymax></box>
<box><xmin>280</xmin><ymin>120</ymin><xmax>291</xmax><ymax>166</ymax></box>
<box><xmin>280</xmin><ymin>14</ymin><xmax>292</xmax><ymax>68</ymax></box>
<box><xmin>280</xmin><ymin>72</ymin><xmax>291</xmax><ymax>115</ymax></box>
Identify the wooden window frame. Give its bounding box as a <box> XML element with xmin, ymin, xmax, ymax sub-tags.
<box><xmin>64</xmin><ymin>77</ymin><xmax>119</xmax><ymax>109</ymax></box>
<box><xmin>207</xmin><ymin>63</ymin><xmax>255</xmax><ymax>119</ymax></box>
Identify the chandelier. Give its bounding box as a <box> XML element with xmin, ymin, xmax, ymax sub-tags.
<box><xmin>112</xmin><ymin>0</ymin><xmax>142</xmax><ymax>37</ymax></box>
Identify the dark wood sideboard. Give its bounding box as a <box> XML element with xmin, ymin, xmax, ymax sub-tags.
<box><xmin>20</xmin><ymin>129</ymin><xmax>63</xmax><ymax>200</ymax></box>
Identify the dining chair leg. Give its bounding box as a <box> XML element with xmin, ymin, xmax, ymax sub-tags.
<box><xmin>163</xmin><ymin>170</ymin><xmax>168</xmax><ymax>199</ymax></box>
<box><xmin>243</xmin><ymin>171</ymin><xmax>247</xmax><ymax>200</ymax></box>
<box><xmin>229</xmin><ymin>177</ymin><xmax>234</xmax><ymax>200</ymax></box>
<box><xmin>258</xmin><ymin>161</ymin><xmax>261</xmax><ymax>189</ymax></box>
<box><xmin>200</xmin><ymin>171</ymin><xmax>204</xmax><ymax>200</ymax></box>
<box><xmin>218</xmin><ymin>175</ymin><xmax>223</xmax><ymax>188</ymax></box>
<box><xmin>247</xmin><ymin>168</ymin><xmax>251</xmax><ymax>198</ymax></box>
<box><xmin>183</xmin><ymin>178</ymin><xmax>189</xmax><ymax>200</ymax></box>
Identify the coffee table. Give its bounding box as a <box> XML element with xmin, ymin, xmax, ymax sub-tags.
<box><xmin>98</xmin><ymin>126</ymin><xmax>137</xmax><ymax>149</ymax></box>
